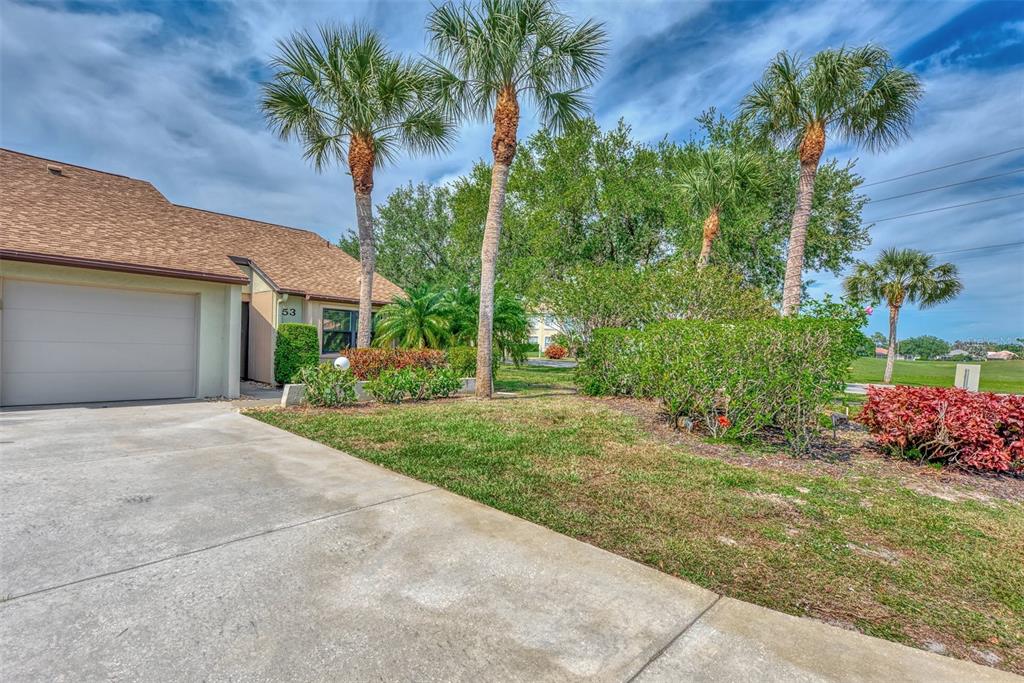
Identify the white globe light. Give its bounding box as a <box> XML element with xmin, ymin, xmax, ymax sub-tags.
<box><xmin>334</xmin><ymin>356</ymin><xmax>351</xmax><ymax>372</ymax></box>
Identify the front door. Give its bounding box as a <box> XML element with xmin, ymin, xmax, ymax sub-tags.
<box><xmin>240</xmin><ymin>301</ymin><xmax>250</xmax><ymax>379</ymax></box>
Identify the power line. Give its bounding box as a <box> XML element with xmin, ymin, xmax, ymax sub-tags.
<box><xmin>870</xmin><ymin>192</ymin><xmax>1024</xmax><ymax>223</ymax></box>
<box><xmin>869</xmin><ymin>169</ymin><xmax>1024</xmax><ymax>203</ymax></box>
<box><xmin>931</xmin><ymin>241</ymin><xmax>1024</xmax><ymax>255</ymax></box>
<box><xmin>861</xmin><ymin>146</ymin><xmax>1024</xmax><ymax>187</ymax></box>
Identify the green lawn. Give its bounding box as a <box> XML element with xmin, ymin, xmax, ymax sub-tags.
<box><xmin>849</xmin><ymin>358</ymin><xmax>1024</xmax><ymax>394</ymax></box>
<box><xmin>247</xmin><ymin>366</ymin><xmax>1023</xmax><ymax>673</ymax></box>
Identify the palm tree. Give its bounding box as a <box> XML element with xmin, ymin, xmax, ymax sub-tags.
<box><xmin>262</xmin><ymin>25</ymin><xmax>455</xmax><ymax>347</ymax></box>
<box><xmin>373</xmin><ymin>285</ymin><xmax>451</xmax><ymax>349</ymax></box>
<box><xmin>442</xmin><ymin>285</ymin><xmax>529</xmax><ymax>361</ymax></box>
<box><xmin>741</xmin><ymin>45</ymin><xmax>923</xmax><ymax>315</ymax></box>
<box><xmin>427</xmin><ymin>0</ymin><xmax>607</xmax><ymax>397</ymax></box>
<box><xmin>677</xmin><ymin>149</ymin><xmax>765</xmax><ymax>269</ymax></box>
<box><xmin>843</xmin><ymin>248</ymin><xmax>962</xmax><ymax>384</ymax></box>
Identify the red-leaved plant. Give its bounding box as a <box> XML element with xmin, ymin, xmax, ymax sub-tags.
<box><xmin>858</xmin><ymin>386</ymin><xmax>1024</xmax><ymax>473</ymax></box>
<box><xmin>340</xmin><ymin>348</ymin><xmax>446</xmax><ymax>380</ymax></box>
<box><xmin>544</xmin><ymin>343</ymin><xmax>568</xmax><ymax>359</ymax></box>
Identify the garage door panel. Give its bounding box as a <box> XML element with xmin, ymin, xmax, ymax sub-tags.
<box><xmin>2</xmin><ymin>280</ymin><xmax>199</xmax><ymax>406</ymax></box>
<box><xmin>6</xmin><ymin>281</ymin><xmax>196</xmax><ymax>319</ymax></box>
<box><xmin>1</xmin><ymin>370</ymin><xmax>196</xmax><ymax>405</ymax></box>
<box><xmin>3</xmin><ymin>340</ymin><xmax>195</xmax><ymax>374</ymax></box>
<box><xmin>2</xmin><ymin>307</ymin><xmax>195</xmax><ymax>345</ymax></box>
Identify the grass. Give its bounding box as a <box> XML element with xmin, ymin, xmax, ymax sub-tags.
<box><xmin>246</xmin><ymin>366</ymin><xmax>1024</xmax><ymax>673</ymax></box>
<box><xmin>849</xmin><ymin>357</ymin><xmax>1024</xmax><ymax>394</ymax></box>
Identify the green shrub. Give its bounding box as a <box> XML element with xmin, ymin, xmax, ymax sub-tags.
<box><xmin>446</xmin><ymin>346</ymin><xmax>477</xmax><ymax>377</ymax></box>
<box><xmin>428</xmin><ymin>367</ymin><xmax>462</xmax><ymax>397</ymax></box>
<box><xmin>364</xmin><ymin>369</ymin><xmax>408</xmax><ymax>403</ymax></box>
<box><xmin>365</xmin><ymin>367</ymin><xmax>466</xmax><ymax>403</ymax></box>
<box><xmin>577</xmin><ymin>318</ymin><xmax>856</xmax><ymax>453</ymax></box>
<box><xmin>523</xmin><ymin>342</ymin><xmax>540</xmax><ymax>353</ymax></box>
<box><xmin>274</xmin><ymin>323</ymin><xmax>319</xmax><ymax>385</ymax></box>
<box><xmin>293</xmin><ymin>363</ymin><xmax>356</xmax><ymax>407</ymax></box>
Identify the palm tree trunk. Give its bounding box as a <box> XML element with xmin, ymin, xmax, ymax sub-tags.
<box><xmin>696</xmin><ymin>206</ymin><xmax>721</xmax><ymax>270</ymax></box>
<box><xmin>883</xmin><ymin>304</ymin><xmax>900</xmax><ymax>384</ymax></box>
<box><xmin>349</xmin><ymin>134</ymin><xmax>376</xmax><ymax>348</ymax></box>
<box><xmin>354</xmin><ymin>191</ymin><xmax>375</xmax><ymax>348</ymax></box>
<box><xmin>781</xmin><ymin>123</ymin><xmax>824</xmax><ymax>316</ymax></box>
<box><xmin>476</xmin><ymin>86</ymin><xmax>519</xmax><ymax>399</ymax></box>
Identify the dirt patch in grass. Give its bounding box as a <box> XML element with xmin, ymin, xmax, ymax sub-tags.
<box><xmin>593</xmin><ymin>395</ymin><xmax>1024</xmax><ymax>504</ymax></box>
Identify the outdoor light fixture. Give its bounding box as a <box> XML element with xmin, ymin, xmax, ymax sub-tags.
<box><xmin>334</xmin><ymin>356</ymin><xmax>350</xmax><ymax>372</ymax></box>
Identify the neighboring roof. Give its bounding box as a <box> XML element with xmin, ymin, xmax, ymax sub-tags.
<box><xmin>874</xmin><ymin>347</ymin><xmax>889</xmax><ymax>355</ymax></box>
<box><xmin>0</xmin><ymin>149</ymin><xmax>403</xmax><ymax>304</ymax></box>
<box><xmin>987</xmin><ymin>350</ymin><xmax>1017</xmax><ymax>360</ymax></box>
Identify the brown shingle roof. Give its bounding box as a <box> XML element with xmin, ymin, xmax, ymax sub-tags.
<box><xmin>0</xmin><ymin>149</ymin><xmax>403</xmax><ymax>304</ymax></box>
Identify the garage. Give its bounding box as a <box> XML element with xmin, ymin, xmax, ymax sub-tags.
<box><xmin>1</xmin><ymin>279</ymin><xmax>197</xmax><ymax>406</ymax></box>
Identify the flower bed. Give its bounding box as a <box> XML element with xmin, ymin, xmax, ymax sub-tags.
<box><xmin>858</xmin><ymin>386</ymin><xmax>1024</xmax><ymax>473</ymax></box>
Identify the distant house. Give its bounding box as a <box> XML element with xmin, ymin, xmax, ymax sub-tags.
<box><xmin>875</xmin><ymin>347</ymin><xmax>911</xmax><ymax>360</ymax></box>
<box><xmin>938</xmin><ymin>349</ymin><xmax>973</xmax><ymax>361</ymax></box>
<box><xmin>987</xmin><ymin>350</ymin><xmax>1018</xmax><ymax>361</ymax></box>
<box><xmin>527</xmin><ymin>311</ymin><xmax>563</xmax><ymax>351</ymax></box>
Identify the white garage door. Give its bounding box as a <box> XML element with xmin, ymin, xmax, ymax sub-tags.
<box><xmin>1</xmin><ymin>280</ymin><xmax>197</xmax><ymax>406</ymax></box>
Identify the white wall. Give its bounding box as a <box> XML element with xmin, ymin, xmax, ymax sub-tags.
<box><xmin>0</xmin><ymin>260</ymin><xmax>241</xmax><ymax>399</ymax></box>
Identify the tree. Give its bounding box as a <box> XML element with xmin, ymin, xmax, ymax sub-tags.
<box><xmin>442</xmin><ymin>285</ymin><xmax>530</xmax><ymax>362</ymax></box>
<box><xmin>262</xmin><ymin>25</ymin><xmax>454</xmax><ymax>347</ymax></box>
<box><xmin>742</xmin><ymin>45</ymin><xmax>923</xmax><ymax>315</ymax></box>
<box><xmin>427</xmin><ymin>0</ymin><xmax>607</xmax><ymax>397</ymax></box>
<box><xmin>373</xmin><ymin>285</ymin><xmax>451</xmax><ymax>349</ymax></box>
<box><xmin>899</xmin><ymin>335</ymin><xmax>950</xmax><ymax>360</ymax></box>
<box><xmin>339</xmin><ymin>183</ymin><xmax>476</xmax><ymax>291</ymax></box>
<box><xmin>843</xmin><ymin>248</ymin><xmax>962</xmax><ymax>383</ymax></box>
<box><xmin>676</xmin><ymin>148</ymin><xmax>766</xmax><ymax>269</ymax></box>
<box><xmin>870</xmin><ymin>331</ymin><xmax>887</xmax><ymax>348</ymax></box>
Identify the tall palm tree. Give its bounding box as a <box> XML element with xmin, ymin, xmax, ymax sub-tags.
<box><xmin>677</xmin><ymin>149</ymin><xmax>765</xmax><ymax>269</ymax></box>
<box><xmin>427</xmin><ymin>0</ymin><xmax>607</xmax><ymax>397</ymax></box>
<box><xmin>843</xmin><ymin>248</ymin><xmax>962</xmax><ymax>384</ymax></box>
<box><xmin>741</xmin><ymin>45</ymin><xmax>923</xmax><ymax>315</ymax></box>
<box><xmin>262</xmin><ymin>25</ymin><xmax>455</xmax><ymax>347</ymax></box>
<box><xmin>373</xmin><ymin>285</ymin><xmax>451</xmax><ymax>349</ymax></box>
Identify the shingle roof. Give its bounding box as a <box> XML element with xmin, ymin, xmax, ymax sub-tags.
<box><xmin>0</xmin><ymin>149</ymin><xmax>403</xmax><ymax>304</ymax></box>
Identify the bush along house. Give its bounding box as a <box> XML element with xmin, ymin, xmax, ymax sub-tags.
<box><xmin>0</xmin><ymin>149</ymin><xmax>403</xmax><ymax>406</ymax></box>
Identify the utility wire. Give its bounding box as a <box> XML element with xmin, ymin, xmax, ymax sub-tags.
<box><xmin>931</xmin><ymin>241</ymin><xmax>1024</xmax><ymax>255</ymax></box>
<box><xmin>869</xmin><ymin>169</ymin><xmax>1024</xmax><ymax>203</ymax></box>
<box><xmin>870</xmin><ymin>192</ymin><xmax>1024</xmax><ymax>223</ymax></box>
<box><xmin>861</xmin><ymin>146</ymin><xmax>1024</xmax><ymax>187</ymax></box>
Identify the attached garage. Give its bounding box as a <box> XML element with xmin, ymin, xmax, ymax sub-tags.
<box><xmin>1</xmin><ymin>280</ymin><xmax>199</xmax><ymax>406</ymax></box>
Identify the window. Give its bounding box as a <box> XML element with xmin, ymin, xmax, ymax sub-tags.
<box><xmin>322</xmin><ymin>309</ymin><xmax>358</xmax><ymax>353</ymax></box>
<box><xmin>529</xmin><ymin>336</ymin><xmax>538</xmax><ymax>345</ymax></box>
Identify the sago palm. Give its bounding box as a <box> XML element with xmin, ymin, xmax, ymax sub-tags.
<box><xmin>262</xmin><ymin>25</ymin><xmax>455</xmax><ymax>347</ymax></box>
<box><xmin>373</xmin><ymin>285</ymin><xmax>451</xmax><ymax>349</ymax></box>
<box><xmin>741</xmin><ymin>45</ymin><xmax>923</xmax><ymax>315</ymax></box>
<box><xmin>677</xmin><ymin>149</ymin><xmax>765</xmax><ymax>269</ymax></box>
<box><xmin>843</xmin><ymin>248</ymin><xmax>962</xmax><ymax>384</ymax></box>
<box><xmin>427</xmin><ymin>0</ymin><xmax>607</xmax><ymax>396</ymax></box>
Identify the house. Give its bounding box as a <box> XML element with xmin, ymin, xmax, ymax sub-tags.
<box><xmin>0</xmin><ymin>149</ymin><xmax>403</xmax><ymax>406</ymax></box>
<box><xmin>987</xmin><ymin>350</ymin><xmax>1018</xmax><ymax>361</ymax></box>
<box><xmin>938</xmin><ymin>349</ymin><xmax>974</xmax><ymax>361</ymax></box>
<box><xmin>527</xmin><ymin>311</ymin><xmax>563</xmax><ymax>352</ymax></box>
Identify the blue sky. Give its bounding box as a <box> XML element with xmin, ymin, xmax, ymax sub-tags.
<box><xmin>2</xmin><ymin>0</ymin><xmax>1022</xmax><ymax>341</ymax></box>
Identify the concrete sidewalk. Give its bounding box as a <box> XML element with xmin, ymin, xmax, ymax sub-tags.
<box><xmin>0</xmin><ymin>401</ymin><xmax>1017</xmax><ymax>681</ymax></box>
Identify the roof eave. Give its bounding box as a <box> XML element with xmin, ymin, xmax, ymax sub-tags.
<box><xmin>0</xmin><ymin>250</ymin><xmax>250</xmax><ymax>286</ymax></box>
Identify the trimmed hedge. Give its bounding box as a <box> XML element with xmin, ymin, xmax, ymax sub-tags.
<box><xmin>274</xmin><ymin>323</ymin><xmax>319</xmax><ymax>385</ymax></box>
<box><xmin>340</xmin><ymin>348</ymin><xmax>446</xmax><ymax>380</ymax></box>
<box><xmin>293</xmin><ymin>362</ymin><xmax>357</xmax><ymax>407</ymax></box>
<box><xmin>364</xmin><ymin>367</ymin><xmax>462</xmax><ymax>403</ymax></box>
<box><xmin>577</xmin><ymin>318</ymin><xmax>857</xmax><ymax>452</ymax></box>
<box><xmin>859</xmin><ymin>386</ymin><xmax>1024</xmax><ymax>473</ymax></box>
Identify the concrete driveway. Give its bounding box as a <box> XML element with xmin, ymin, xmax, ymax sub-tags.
<box><xmin>0</xmin><ymin>402</ymin><xmax>1015</xmax><ymax>682</ymax></box>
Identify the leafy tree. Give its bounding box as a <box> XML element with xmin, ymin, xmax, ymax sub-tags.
<box><xmin>373</xmin><ymin>285</ymin><xmax>451</xmax><ymax>349</ymax></box>
<box><xmin>339</xmin><ymin>183</ymin><xmax>476</xmax><ymax>291</ymax></box>
<box><xmin>742</xmin><ymin>45</ymin><xmax>923</xmax><ymax>315</ymax></box>
<box><xmin>676</xmin><ymin>148</ymin><xmax>767</xmax><ymax>269</ymax></box>
<box><xmin>870</xmin><ymin>331</ymin><xmax>887</xmax><ymax>348</ymax></box>
<box><xmin>543</xmin><ymin>259</ymin><xmax>775</xmax><ymax>344</ymax></box>
<box><xmin>899</xmin><ymin>335</ymin><xmax>950</xmax><ymax>360</ymax></box>
<box><xmin>427</xmin><ymin>0</ymin><xmax>607</xmax><ymax>397</ymax></box>
<box><xmin>262</xmin><ymin>25</ymin><xmax>454</xmax><ymax>346</ymax></box>
<box><xmin>844</xmin><ymin>248</ymin><xmax>962</xmax><ymax>383</ymax></box>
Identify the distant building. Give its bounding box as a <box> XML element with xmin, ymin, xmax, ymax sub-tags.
<box><xmin>986</xmin><ymin>350</ymin><xmax>1018</xmax><ymax>361</ymax></box>
<box><xmin>527</xmin><ymin>311</ymin><xmax>563</xmax><ymax>351</ymax></box>
<box><xmin>875</xmin><ymin>347</ymin><xmax>911</xmax><ymax>360</ymax></box>
<box><xmin>938</xmin><ymin>349</ymin><xmax>973</xmax><ymax>361</ymax></box>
